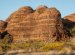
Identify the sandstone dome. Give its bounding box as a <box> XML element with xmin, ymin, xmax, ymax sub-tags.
<box><xmin>5</xmin><ymin>6</ymin><xmax>69</xmax><ymax>42</ymax></box>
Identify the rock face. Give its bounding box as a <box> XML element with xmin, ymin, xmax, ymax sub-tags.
<box><xmin>64</xmin><ymin>14</ymin><xmax>75</xmax><ymax>36</ymax></box>
<box><xmin>4</xmin><ymin>6</ymin><xmax>69</xmax><ymax>42</ymax></box>
<box><xmin>64</xmin><ymin>14</ymin><xmax>75</xmax><ymax>22</ymax></box>
<box><xmin>0</xmin><ymin>20</ymin><xmax>12</xmax><ymax>43</ymax></box>
<box><xmin>64</xmin><ymin>14</ymin><xmax>75</xmax><ymax>28</ymax></box>
<box><xmin>64</xmin><ymin>14</ymin><xmax>75</xmax><ymax>30</ymax></box>
<box><xmin>0</xmin><ymin>20</ymin><xmax>7</xmax><ymax>33</ymax></box>
<box><xmin>6</xmin><ymin>6</ymin><xmax>33</xmax><ymax>22</ymax></box>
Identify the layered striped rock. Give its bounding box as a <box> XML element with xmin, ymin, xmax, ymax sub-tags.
<box><xmin>6</xmin><ymin>6</ymin><xmax>69</xmax><ymax>42</ymax></box>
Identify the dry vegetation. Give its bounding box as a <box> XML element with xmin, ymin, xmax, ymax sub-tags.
<box><xmin>0</xmin><ymin>40</ymin><xmax>75</xmax><ymax>53</ymax></box>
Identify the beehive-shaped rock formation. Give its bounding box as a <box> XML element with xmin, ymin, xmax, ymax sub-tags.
<box><xmin>5</xmin><ymin>6</ymin><xmax>69</xmax><ymax>42</ymax></box>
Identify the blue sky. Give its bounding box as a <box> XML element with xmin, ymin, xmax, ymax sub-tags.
<box><xmin>0</xmin><ymin>0</ymin><xmax>75</xmax><ymax>20</ymax></box>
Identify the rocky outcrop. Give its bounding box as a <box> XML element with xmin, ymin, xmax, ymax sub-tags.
<box><xmin>0</xmin><ymin>20</ymin><xmax>7</xmax><ymax>33</ymax></box>
<box><xmin>64</xmin><ymin>14</ymin><xmax>75</xmax><ymax>27</ymax></box>
<box><xmin>64</xmin><ymin>14</ymin><xmax>75</xmax><ymax>36</ymax></box>
<box><xmin>4</xmin><ymin>6</ymin><xmax>69</xmax><ymax>42</ymax></box>
<box><xmin>0</xmin><ymin>20</ymin><xmax>12</xmax><ymax>43</ymax></box>
<box><xmin>35</xmin><ymin>5</ymin><xmax>48</xmax><ymax>14</ymax></box>
<box><xmin>6</xmin><ymin>6</ymin><xmax>33</xmax><ymax>22</ymax></box>
<box><xmin>64</xmin><ymin>14</ymin><xmax>75</xmax><ymax>22</ymax></box>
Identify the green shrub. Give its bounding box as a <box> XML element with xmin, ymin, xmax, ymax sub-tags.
<box><xmin>0</xmin><ymin>43</ymin><xmax>10</xmax><ymax>52</ymax></box>
<box><xmin>71</xmin><ymin>26</ymin><xmax>75</xmax><ymax>36</ymax></box>
<box><xmin>40</xmin><ymin>42</ymin><xmax>65</xmax><ymax>51</ymax></box>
